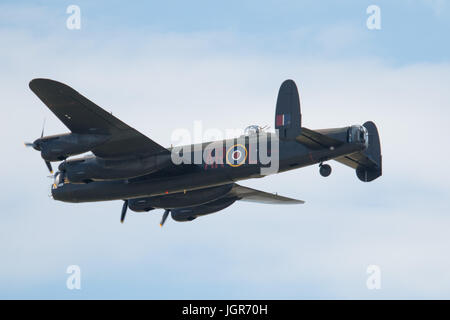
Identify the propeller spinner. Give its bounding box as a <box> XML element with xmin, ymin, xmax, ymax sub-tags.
<box><xmin>24</xmin><ymin>119</ymin><xmax>53</xmax><ymax>173</ymax></box>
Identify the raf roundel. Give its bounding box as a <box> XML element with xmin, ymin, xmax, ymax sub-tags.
<box><xmin>226</xmin><ymin>144</ymin><xmax>248</xmax><ymax>167</ymax></box>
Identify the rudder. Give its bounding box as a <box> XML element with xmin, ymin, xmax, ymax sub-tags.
<box><xmin>356</xmin><ymin>121</ymin><xmax>382</xmax><ymax>182</ymax></box>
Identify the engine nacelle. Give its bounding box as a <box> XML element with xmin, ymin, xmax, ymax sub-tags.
<box><xmin>171</xmin><ymin>197</ymin><xmax>237</xmax><ymax>222</ymax></box>
<box><xmin>128</xmin><ymin>184</ymin><xmax>234</xmax><ymax>212</ymax></box>
<box><xmin>59</xmin><ymin>153</ymin><xmax>172</xmax><ymax>183</ymax></box>
<box><xmin>33</xmin><ymin>133</ymin><xmax>110</xmax><ymax>161</ymax></box>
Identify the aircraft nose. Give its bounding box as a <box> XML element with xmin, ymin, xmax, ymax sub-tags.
<box><xmin>51</xmin><ymin>184</ymin><xmax>72</xmax><ymax>202</ymax></box>
<box><xmin>51</xmin><ymin>186</ymin><xmax>60</xmax><ymax>200</ymax></box>
<box><xmin>58</xmin><ymin>162</ymin><xmax>66</xmax><ymax>171</ymax></box>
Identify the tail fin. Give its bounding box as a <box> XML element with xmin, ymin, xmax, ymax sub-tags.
<box><xmin>356</xmin><ymin>121</ymin><xmax>382</xmax><ymax>182</ymax></box>
<box><xmin>275</xmin><ymin>80</ymin><xmax>302</xmax><ymax>139</ymax></box>
<box><xmin>335</xmin><ymin>121</ymin><xmax>382</xmax><ymax>182</ymax></box>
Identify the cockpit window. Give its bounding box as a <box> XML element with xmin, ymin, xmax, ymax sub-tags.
<box><xmin>244</xmin><ymin>125</ymin><xmax>270</xmax><ymax>136</ymax></box>
<box><xmin>244</xmin><ymin>125</ymin><xmax>260</xmax><ymax>136</ymax></box>
<box><xmin>52</xmin><ymin>172</ymin><xmax>64</xmax><ymax>189</ymax></box>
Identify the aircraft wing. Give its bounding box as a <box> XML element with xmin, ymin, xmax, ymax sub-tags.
<box><xmin>29</xmin><ymin>78</ymin><xmax>169</xmax><ymax>159</ymax></box>
<box><xmin>230</xmin><ymin>184</ymin><xmax>304</xmax><ymax>204</ymax></box>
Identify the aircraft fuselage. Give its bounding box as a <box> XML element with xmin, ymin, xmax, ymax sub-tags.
<box><xmin>51</xmin><ymin>132</ymin><xmax>365</xmax><ymax>203</ymax></box>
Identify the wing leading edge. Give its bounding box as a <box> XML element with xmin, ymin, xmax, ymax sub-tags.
<box><xmin>29</xmin><ymin>78</ymin><xmax>168</xmax><ymax>159</ymax></box>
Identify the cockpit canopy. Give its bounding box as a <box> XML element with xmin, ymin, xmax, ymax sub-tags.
<box><xmin>347</xmin><ymin>125</ymin><xmax>369</xmax><ymax>149</ymax></box>
<box><xmin>244</xmin><ymin>125</ymin><xmax>266</xmax><ymax>136</ymax></box>
<box><xmin>52</xmin><ymin>171</ymin><xmax>63</xmax><ymax>189</ymax></box>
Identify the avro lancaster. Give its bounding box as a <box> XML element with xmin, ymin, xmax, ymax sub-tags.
<box><xmin>26</xmin><ymin>79</ymin><xmax>382</xmax><ymax>226</ymax></box>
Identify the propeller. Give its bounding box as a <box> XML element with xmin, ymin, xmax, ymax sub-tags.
<box><xmin>25</xmin><ymin>119</ymin><xmax>46</xmax><ymax>149</ymax></box>
<box><xmin>40</xmin><ymin>118</ymin><xmax>46</xmax><ymax>138</ymax></box>
<box><xmin>24</xmin><ymin>119</ymin><xmax>46</xmax><ymax>147</ymax></box>
<box><xmin>24</xmin><ymin>119</ymin><xmax>53</xmax><ymax>173</ymax></box>
<box><xmin>160</xmin><ymin>209</ymin><xmax>170</xmax><ymax>227</ymax></box>
<box><xmin>120</xmin><ymin>200</ymin><xmax>128</xmax><ymax>223</ymax></box>
<box><xmin>45</xmin><ymin>161</ymin><xmax>53</xmax><ymax>174</ymax></box>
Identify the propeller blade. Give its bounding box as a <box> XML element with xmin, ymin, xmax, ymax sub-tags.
<box><xmin>160</xmin><ymin>209</ymin><xmax>170</xmax><ymax>227</ymax></box>
<box><xmin>45</xmin><ymin>160</ymin><xmax>53</xmax><ymax>173</ymax></box>
<box><xmin>24</xmin><ymin>142</ymin><xmax>35</xmax><ymax>147</ymax></box>
<box><xmin>41</xmin><ymin>118</ymin><xmax>46</xmax><ymax>138</ymax></box>
<box><xmin>121</xmin><ymin>200</ymin><xmax>128</xmax><ymax>223</ymax></box>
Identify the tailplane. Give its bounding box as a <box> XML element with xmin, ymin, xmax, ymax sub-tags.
<box><xmin>335</xmin><ymin>121</ymin><xmax>382</xmax><ymax>182</ymax></box>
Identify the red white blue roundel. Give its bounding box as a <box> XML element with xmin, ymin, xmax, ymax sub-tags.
<box><xmin>226</xmin><ymin>144</ymin><xmax>247</xmax><ymax>167</ymax></box>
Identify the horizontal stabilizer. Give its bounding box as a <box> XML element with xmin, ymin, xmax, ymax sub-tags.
<box><xmin>296</xmin><ymin>127</ymin><xmax>345</xmax><ymax>149</ymax></box>
<box><xmin>296</xmin><ymin>123</ymin><xmax>382</xmax><ymax>182</ymax></box>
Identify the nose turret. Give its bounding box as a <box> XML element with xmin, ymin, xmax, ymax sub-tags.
<box><xmin>51</xmin><ymin>177</ymin><xmax>74</xmax><ymax>202</ymax></box>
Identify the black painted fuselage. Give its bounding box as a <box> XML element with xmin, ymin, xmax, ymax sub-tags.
<box><xmin>51</xmin><ymin>132</ymin><xmax>365</xmax><ymax>203</ymax></box>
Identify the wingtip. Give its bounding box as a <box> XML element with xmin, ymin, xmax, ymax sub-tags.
<box><xmin>29</xmin><ymin>78</ymin><xmax>63</xmax><ymax>91</ymax></box>
<box><xmin>29</xmin><ymin>78</ymin><xmax>46</xmax><ymax>89</ymax></box>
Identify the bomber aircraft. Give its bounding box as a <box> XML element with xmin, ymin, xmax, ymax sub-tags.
<box><xmin>26</xmin><ymin>79</ymin><xmax>382</xmax><ymax>227</ymax></box>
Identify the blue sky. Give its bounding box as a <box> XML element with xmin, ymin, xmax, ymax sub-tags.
<box><xmin>1</xmin><ymin>1</ymin><xmax>450</xmax><ymax>299</ymax></box>
<box><xmin>2</xmin><ymin>0</ymin><xmax>449</xmax><ymax>63</ymax></box>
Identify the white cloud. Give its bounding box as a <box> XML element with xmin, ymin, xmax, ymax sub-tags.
<box><xmin>424</xmin><ymin>0</ymin><xmax>447</xmax><ymax>16</ymax></box>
